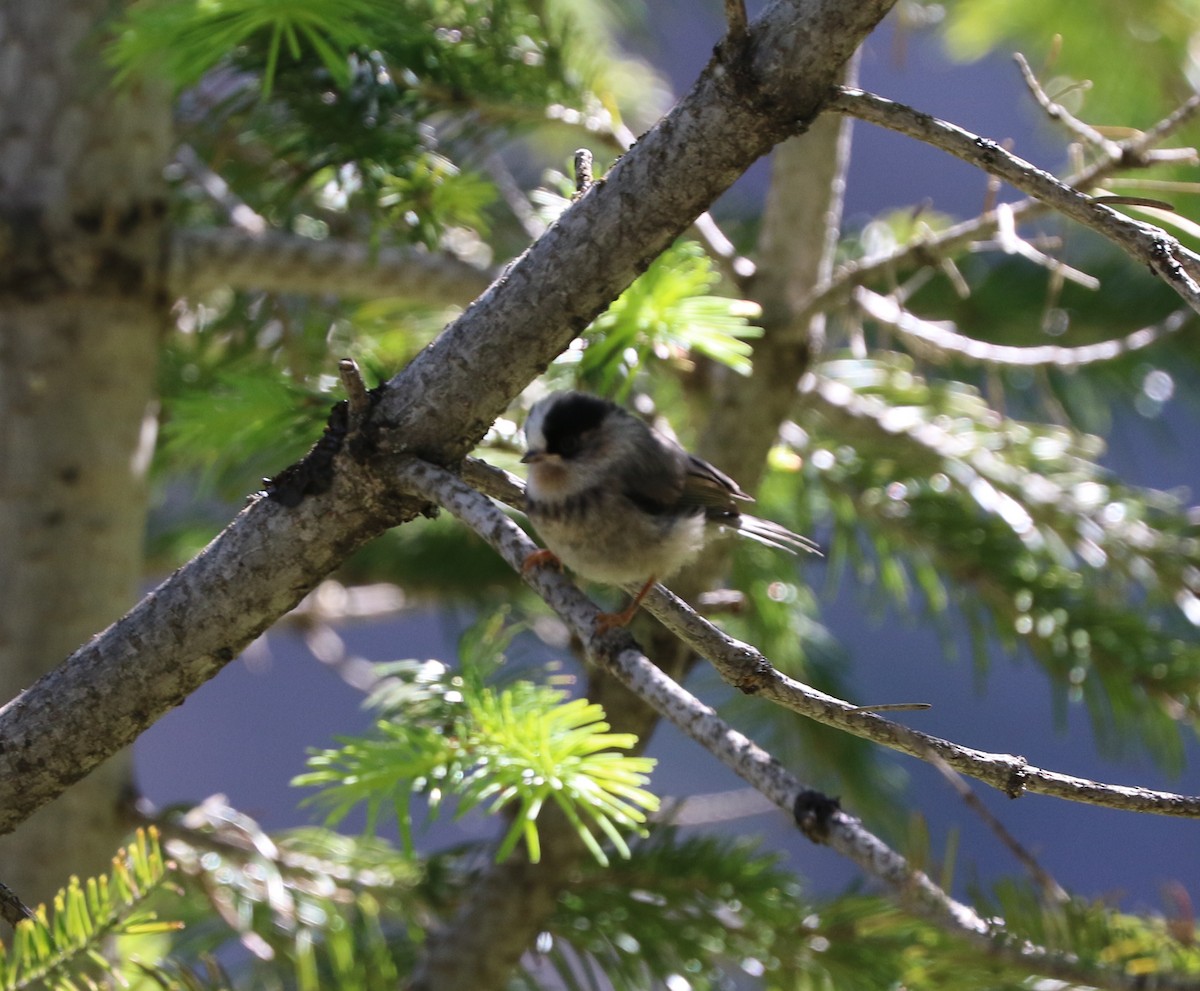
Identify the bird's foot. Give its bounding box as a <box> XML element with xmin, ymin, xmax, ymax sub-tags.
<box><xmin>594</xmin><ymin>603</ymin><xmax>640</xmax><ymax>634</ymax></box>
<box><xmin>594</xmin><ymin>576</ymin><xmax>657</xmax><ymax>633</ymax></box>
<box><xmin>521</xmin><ymin>548</ymin><xmax>562</xmax><ymax>573</ymax></box>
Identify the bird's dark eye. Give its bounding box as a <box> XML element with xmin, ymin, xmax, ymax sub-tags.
<box><xmin>557</xmin><ymin>434</ymin><xmax>583</xmax><ymax>458</ymax></box>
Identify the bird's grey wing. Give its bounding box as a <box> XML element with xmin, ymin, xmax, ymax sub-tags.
<box><xmin>616</xmin><ymin>430</ymin><xmax>690</xmax><ymax>515</ymax></box>
<box><xmin>678</xmin><ymin>453</ymin><xmax>752</xmax><ymax>513</ymax></box>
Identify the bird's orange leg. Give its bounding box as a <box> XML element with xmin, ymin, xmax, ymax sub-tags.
<box><xmin>521</xmin><ymin>548</ymin><xmax>562</xmax><ymax>573</ymax></box>
<box><xmin>595</xmin><ymin>576</ymin><xmax>657</xmax><ymax>633</ymax></box>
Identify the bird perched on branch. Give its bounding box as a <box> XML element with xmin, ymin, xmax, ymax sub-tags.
<box><xmin>520</xmin><ymin>391</ymin><xmax>819</xmax><ymax>628</ymax></box>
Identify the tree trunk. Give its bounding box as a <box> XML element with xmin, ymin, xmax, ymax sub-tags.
<box><xmin>0</xmin><ymin>0</ymin><xmax>171</xmax><ymax>906</ymax></box>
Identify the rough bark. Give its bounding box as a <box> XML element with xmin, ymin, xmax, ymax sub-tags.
<box><xmin>168</xmin><ymin>228</ymin><xmax>493</xmax><ymax>305</ymax></box>
<box><xmin>700</xmin><ymin>62</ymin><xmax>857</xmax><ymax>485</ymax></box>
<box><xmin>0</xmin><ymin>3</ymin><xmax>893</xmax><ymax>966</ymax></box>
<box><xmin>405</xmin><ymin>18</ymin><xmax>877</xmax><ymax>991</ymax></box>
<box><xmin>0</xmin><ymin>0</ymin><xmax>173</xmax><ymax>905</ymax></box>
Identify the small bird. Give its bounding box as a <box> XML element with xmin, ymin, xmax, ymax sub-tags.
<box><xmin>520</xmin><ymin>391</ymin><xmax>819</xmax><ymax>628</ymax></box>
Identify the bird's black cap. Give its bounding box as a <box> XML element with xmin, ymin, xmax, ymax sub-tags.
<box><xmin>541</xmin><ymin>392</ymin><xmax>614</xmax><ymax>458</ymax></box>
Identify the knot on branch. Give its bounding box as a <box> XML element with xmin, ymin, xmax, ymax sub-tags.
<box><xmin>732</xmin><ymin>656</ymin><xmax>773</xmax><ymax>695</ymax></box>
<box><xmin>1004</xmin><ymin>757</ymin><xmax>1030</xmax><ymax>799</ymax></box>
<box><xmin>793</xmin><ymin>788</ymin><xmax>841</xmax><ymax>843</ymax></box>
<box><xmin>973</xmin><ymin>136</ymin><xmax>1001</xmax><ymax>161</ymax></box>
<box><xmin>264</xmin><ymin>366</ymin><xmax>387</xmax><ymax>508</ymax></box>
<box><xmin>264</xmin><ymin>401</ymin><xmax>350</xmax><ymax>507</ymax></box>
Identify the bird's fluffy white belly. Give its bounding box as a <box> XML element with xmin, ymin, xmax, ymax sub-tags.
<box><xmin>532</xmin><ymin>502</ymin><xmax>706</xmax><ymax>586</ymax></box>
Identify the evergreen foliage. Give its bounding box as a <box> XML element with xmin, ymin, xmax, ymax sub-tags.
<box><xmin>296</xmin><ymin>613</ymin><xmax>659</xmax><ymax>865</ymax></box>
<box><xmin>31</xmin><ymin>0</ymin><xmax>1200</xmax><ymax>987</ymax></box>
<box><xmin>0</xmin><ymin>829</ymin><xmax>176</xmax><ymax>991</ymax></box>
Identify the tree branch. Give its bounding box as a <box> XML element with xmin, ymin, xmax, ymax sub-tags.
<box><xmin>643</xmin><ymin>576</ymin><xmax>1200</xmax><ymax>813</ymax></box>
<box><xmin>829</xmin><ymin>87</ymin><xmax>1200</xmax><ymax>313</ymax></box>
<box><xmin>0</xmin><ymin>0</ymin><xmax>898</xmax><ymax>872</ymax></box>
<box><xmin>856</xmin><ymin>288</ymin><xmax>1193</xmax><ymax>368</ymax></box>
<box><xmin>168</xmin><ymin>227</ymin><xmax>493</xmax><ymax>304</ymax></box>
<box><xmin>395</xmin><ymin>457</ymin><xmax>1199</xmax><ymax>991</ymax></box>
<box><xmin>802</xmin><ymin>92</ymin><xmax>1200</xmax><ymax>323</ymax></box>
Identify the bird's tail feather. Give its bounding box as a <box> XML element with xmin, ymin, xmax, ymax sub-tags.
<box><xmin>733</xmin><ymin>515</ymin><xmax>821</xmax><ymax>556</ymax></box>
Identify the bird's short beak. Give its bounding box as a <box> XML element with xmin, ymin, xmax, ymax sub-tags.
<box><xmin>521</xmin><ymin>450</ymin><xmax>544</xmax><ymax>464</ymax></box>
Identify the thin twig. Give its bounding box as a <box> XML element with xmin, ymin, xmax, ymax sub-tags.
<box><xmin>925</xmin><ymin>752</ymin><xmax>1069</xmax><ymax>904</ymax></box>
<box><xmin>1014</xmin><ymin>53</ymin><xmax>1121</xmax><ymax>157</ymax></box>
<box><xmin>801</xmin><ymin>92</ymin><xmax>1200</xmax><ymax>324</ymax></box>
<box><xmin>449</xmin><ymin>455</ymin><xmax>1200</xmax><ymax>818</ymax></box>
<box><xmin>1103</xmin><ymin>178</ymin><xmax>1200</xmax><ymax>194</ymax></box>
<box><xmin>484</xmin><ymin>151</ymin><xmax>546</xmax><ymax>240</ymax></box>
<box><xmin>994</xmin><ymin>202</ymin><xmax>1100</xmax><ymax>289</ymax></box>
<box><xmin>829</xmin><ymin>88</ymin><xmax>1200</xmax><ymax>313</ymax></box>
<box><xmin>1127</xmin><ymin>94</ymin><xmax>1200</xmax><ymax>163</ymax></box>
<box><xmin>174</xmin><ymin>144</ymin><xmax>267</xmax><ymax>235</ymax></box>
<box><xmin>855</xmin><ymin>288</ymin><xmax>1192</xmax><ymax>368</ymax></box>
<box><xmin>394</xmin><ymin>456</ymin><xmax>1200</xmax><ymax>991</ymax></box>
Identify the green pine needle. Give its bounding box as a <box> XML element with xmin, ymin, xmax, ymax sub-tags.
<box><xmin>0</xmin><ymin>828</ymin><xmax>178</xmax><ymax>991</ymax></box>
<box><xmin>581</xmin><ymin>240</ymin><xmax>762</xmax><ymax>394</ymax></box>
<box><xmin>109</xmin><ymin>0</ymin><xmax>396</xmax><ymax>96</ymax></box>
<box><xmin>297</xmin><ymin>634</ymin><xmax>658</xmax><ymax>866</ymax></box>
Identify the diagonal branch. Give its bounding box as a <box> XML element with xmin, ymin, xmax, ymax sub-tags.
<box><xmin>395</xmin><ymin>456</ymin><xmax>1200</xmax><ymax>991</ymax></box>
<box><xmin>829</xmin><ymin>87</ymin><xmax>1200</xmax><ymax>313</ymax></box>
<box><xmin>801</xmin><ymin>93</ymin><xmax>1200</xmax><ymax>324</ymax></box>
<box><xmin>855</xmin><ymin>288</ymin><xmax>1193</xmax><ymax>368</ymax></box>
<box><xmin>0</xmin><ymin>0</ymin><xmax>899</xmax><ymax>904</ymax></box>
<box><xmin>458</xmin><ymin>455</ymin><xmax>1200</xmax><ymax>818</ymax></box>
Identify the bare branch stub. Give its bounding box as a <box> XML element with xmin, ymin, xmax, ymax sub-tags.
<box><xmin>1014</xmin><ymin>52</ymin><xmax>1121</xmax><ymax>157</ymax></box>
<box><xmin>724</xmin><ymin>0</ymin><xmax>749</xmax><ymax>38</ymax></box>
<box><xmin>0</xmin><ymin>877</ymin><xmax>33</xmax><ymax>927</ymax></box>
<box><xmin>339</xmin><ymin>358</ymin><xmax>371</xmax><ymax>422</ymax></box>
<box><xmin>573</xmin><ymin>148</ymin><xmax>594</xmax><ymax>197</ymax></box>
